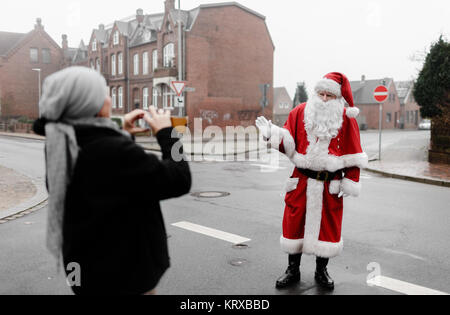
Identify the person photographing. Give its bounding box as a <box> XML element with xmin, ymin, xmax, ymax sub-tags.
<box><xmin>33</xmin><ymin>66</ymin><xmax>191</xmax><ymax>295</ymax></box>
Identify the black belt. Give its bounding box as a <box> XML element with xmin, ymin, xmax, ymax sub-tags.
<box><xmin>297</xmin><ymin>168</ymin><xmax>341</xmax><ymax>182</ymax></box>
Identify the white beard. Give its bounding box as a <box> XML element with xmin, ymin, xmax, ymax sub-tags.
<box><xmin>304</xmin><ymin>94</ymin><xmax>344</xmax><ymax>140</ymax></box>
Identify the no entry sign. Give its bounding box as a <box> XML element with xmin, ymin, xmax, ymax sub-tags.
<box><xmin>374</xmin><ymin>85</ymin><xmax>389</xmax><ymax>103</ymax></box>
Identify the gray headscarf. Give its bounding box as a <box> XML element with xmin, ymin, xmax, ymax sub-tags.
<box><xmin>40</xmin><ymin>66</ymin><xmax>130</xmax><ymax>263</ymax></box>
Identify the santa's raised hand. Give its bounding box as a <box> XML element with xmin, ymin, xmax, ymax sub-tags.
<box><xmin>255</xmin><ymin>116</ymin><xmax>272</xmax><ymax>139</ymax></box>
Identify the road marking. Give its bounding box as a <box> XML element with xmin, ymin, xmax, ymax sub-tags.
<box><xmin>172</xmin><ymin>221</ymin><xmax>251</xmax><ymax>244</ymax></box>
<box><xmin>367</xmin><ymin>276</ymin><xmax>449</xmax><ymax>295</ymax></box>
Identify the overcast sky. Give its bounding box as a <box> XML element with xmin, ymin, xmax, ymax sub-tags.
<box><xmin>1</xmin><ymin>0</ymin><xmax>449</xmax><ymax>98</ymax></box>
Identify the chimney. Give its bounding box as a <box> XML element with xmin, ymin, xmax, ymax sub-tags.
<box><xmin>136</xmin><ymin>9</ymin><xmax>144</xmax><ymax>24</ymax></box>
<box><xmin>99</xmin><ymin>24</ymin><xmax>105</xmax><ymax>31</ymax></box>
<box><xmin>165</xmin><ymin>0</ymin><xmax>175</xmax><ymax>12</ymax></box>
<box><xmin>361</xmin><ymin>75</ymin><xmax>366</xmax><ymax>84</ymax></box>
<box><xmin>35</xmin><ymin>18</ymin><xmax>44</xmax><ymax>30</ymax></box>
<box><xmin>62</xmin><ymin>34</ymin><xmax>68</xmax><ymax>51</ymax></box>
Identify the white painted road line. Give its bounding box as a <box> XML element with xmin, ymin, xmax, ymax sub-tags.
<box><xmin>172</xmin><ymin>221</ymin><xmax>251</xmax><ymax>245</ymax></box>
<box><xmin>367</xmin><ymin>276</ymin><xmax>449</xmax><ymax>295</ymax></box>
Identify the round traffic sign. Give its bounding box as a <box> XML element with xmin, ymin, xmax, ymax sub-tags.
<box><xmin>374</xmin><ymin>85</ymin><xmax>389</xmax><ymax>103</ymax></box>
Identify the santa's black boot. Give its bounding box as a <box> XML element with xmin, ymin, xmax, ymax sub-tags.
<box><xmin>276</xmin><ymin>254</ymin><xmax>301</xmax><ymax>289</ymax></box>
<box><xmin>315</xmin><ymin>257</ymin><xmax>334</xmax><ymax>290</ymax></box>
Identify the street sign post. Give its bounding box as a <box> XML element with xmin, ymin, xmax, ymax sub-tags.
<box><xmin>374</xmin><ymin>85</ymin><xmax>389</xmax><ymax>161</ymax></box>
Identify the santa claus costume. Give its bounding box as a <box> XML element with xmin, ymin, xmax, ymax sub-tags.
<box><xmin>257</xmin><ymin>72</ymin><xmax>368</xmax><ymax>290</ymax></box>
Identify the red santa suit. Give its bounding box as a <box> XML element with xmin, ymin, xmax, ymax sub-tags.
<box><xmin>268</xmin><ymin>72</ymin><xmax>368</xmax><ymax>258</ymax></box>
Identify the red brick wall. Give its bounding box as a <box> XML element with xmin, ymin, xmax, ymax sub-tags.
<box><xmin>0</xmin><ymin>28</ymin><xmax>63</xmax><ymax>119</ymax></box>
<box><xmin>185</xmin><ymin>5</ymin><xmax>274</xmax><ymax>128</ymax></box>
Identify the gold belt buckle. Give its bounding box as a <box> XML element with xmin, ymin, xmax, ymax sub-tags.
<box><xmin>316</xmin><ymin>171</ymin><xmax>329</xmax><ymax>181</ymax></box>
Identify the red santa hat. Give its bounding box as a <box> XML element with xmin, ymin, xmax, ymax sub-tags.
<box><xmin>314</xmin><ymin>72</ymin><xmax>360</xmax><ymax>118</ymax></box>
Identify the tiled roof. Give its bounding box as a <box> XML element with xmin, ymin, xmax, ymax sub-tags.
<box><xmin>350</xmin><ymin>78</ymin><xmax>393</xmax><ymax>105</ymax></box>
<box><xmin>0</xmin><ymin>31</ymin><xmax>27</xmax><ymax>56</ymax></box>
<box><xmin>394</xmin><ymin>81</ymin><xmax>414</xmax><ymax>105</ymax></box>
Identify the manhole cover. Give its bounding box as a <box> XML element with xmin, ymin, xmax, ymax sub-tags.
<box><xmin>228</xmin><ymin>258</ymin><xmax>248</xmax><ymax>267</ymax></box>
<box><xmin>191</xmin><ymin>191</ymin><xmax>230</xmax><ymax>198</ymax></box>
<box><xmin>232</xmin><ymin>244</ymin><xmax>249</xmax><ymax>250</ymax></box>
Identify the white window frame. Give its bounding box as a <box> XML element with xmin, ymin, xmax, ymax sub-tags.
<box><xmin>113</xmin><ymin>31</ymin><xmax>119</xmax><ymax>45</ymax></box>
<box><xmin>143</xmin><ymin>87</ymin><xmax>149</xmax><ymax>109</ymax></box>
<box><xmin>92</xmin><ymin>40</ymin><xmax>97</xmax><ymax>52</ymax></box>
<box><xmin>111</xmin><ymin>87</ymin><xmax>117</xmax><ymax>109</ymax></box>
<box><xmin>118</xmin><ymin>87</ymin><xmax>123</xmax><ymax>109</ymax></box>
<box><xmin>96</xmin><ymin>58</ymin><xmax>100</xmax><ymax>72</ymax></box>
<box><xmin>163</xmin><ymin>43</ymin><xmax>175</xmax><ymax>67</ymax></box>
<box><xmin>142</xmin><ymin>51</ymin><xmax>149</xmax><ymax>75</ymax></box>
<box><xmin>133</xmin><ymin>54</ymin><xmax>139</xmax><ymax>75</ymax></box>
<box><xmin>152</xmin><ymin>49</ymin><xmax>158</xmax><ymax>71</ymax></box>
<box><xmin>118</xmin><ymin>52</ymin><xmax>123</xmax><ymax>75</ymax></box>
<box><xmin>111</xmin><ymin>54</ymin><xmax>116</xmax><ymax>76</ymax></box>
<box><xmin>152</xmin><ymin>87</ymin><xmax>159</xmax><ymax>107</ymax></box>
<box><xmin>162</xmin><ymin>85</ymin><xmax>174</xmax><ymax>109</ymax></box>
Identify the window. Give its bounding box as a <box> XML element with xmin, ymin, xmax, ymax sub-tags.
<box><xmin>163</xmin><ymin>43</ymin><xmax>175</xmax><ymax>67</ymax></box>
<box><xmin>162</xmin><ymin>84</ymin><xmax>174</xmax><ymax>108</ymax></box>
<box><xmin>118</xmin><ymin>53</ymin><xmax>123</xmax><ymax>75</ymax></box>
<box><xmin>113</xmin><ymin>31</ymin><xmax>119</xmax><ymax>45</ymax></box>
<box><xmin>95</xmin><ymin>58</ymin><xmax>100</xmax><ymax>72</ymax></box>
<box><xmin>111</xmin><ymin>87</ymin><xmax>117</xmax><ymax>108</ymax></box>
<box><xmin>152</xmin><ymin>50</ymin><xmax>158</xmax><ymax>71</ymax></box>
<box><xmin>143</xmin><ymin>52</ymin><xmax>149</xmax><ymax>75</ymax></box>
<box><xmin>111</xmin><ymin>54</ymin><xmax>116</xmax><ymax>76</ymax></box>
<box><xmin>133</xmin><ymin>54</ymin><xmax>139</xmax><ymax>75</ymax></box>
<box><xmin>92</xmin><ymin>40</ymin><xmax>97</xmax><ymax>52</ymax></box>
<box><xmin>386</xmin><ymin>112</ymin><xmax>392</xmax><ymax>123</ymax></box>
<box><xmin>143</xmin><ymin>87</ymin><xmax>149</xmax><ymax>109</ymax></box>
<box><xmin>42</xmin><ymin>48</ymin><xmax>51</xmax><ymax>64</ymax></box>
<box><xmin>118</xmin><ymin>87</ymin><xmax>123</xmax><ymax>109</ymax></box>
<box><xmin>30</xmin><ymin>48</ymin><xmax>38</xmax><ymax>63</ymax></box>
<box><xmin>152</xmin><ymin>87</ymin><xmax>159</xmax><ymax>107</ymax></box>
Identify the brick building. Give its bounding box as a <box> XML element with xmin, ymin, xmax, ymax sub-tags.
<box><xmin>272</xmin><ymin>87</ymin><xmax>292</xmax><ymax>127</ymax></box>
<box><xmin>350</xmin><ymin>76</ymin><xmax>402</xmax><ymax>130</ymax></box>
<box><xmin>395</xmin><ymin>80</ymin><xmax>422</xmax><ymax>129</ymax></box>
<box><xmin>0</xmin><ymin>19</ymin><xmax>64</xmax><ymax>119</ymax></box>
<box><xmin>85</xmin><ymin>0</ymin><xmax>274</xmax><ymax>128</ymax></box>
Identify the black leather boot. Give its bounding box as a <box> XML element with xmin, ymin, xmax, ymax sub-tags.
<box><xmin>276</xmin><ymin>254</ymin><xmax>301</xmax><ymax>289</ymax></box>
<box><xmin>315</xmin><ymin>257</ymin><xmax>334</xmax><ymax>290</ymax></box>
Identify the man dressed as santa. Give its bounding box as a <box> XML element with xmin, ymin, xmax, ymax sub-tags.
<box><xmin>256</xmin><ymin>72</ymin><xmax>368</xmax><ymax>290</ymax></box>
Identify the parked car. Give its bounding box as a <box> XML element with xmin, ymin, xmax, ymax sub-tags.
<box><xmin>418</xmin><ymin>119</ymin><xmax>431</xmax><ymax>130</ymax></box>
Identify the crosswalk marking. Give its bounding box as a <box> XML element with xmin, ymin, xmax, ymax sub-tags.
<box><xmin>172</xmin><ymin>221</ymin><xmax>251</xmax><ymax>245</ymax></box>
<box><xmin>367</xmin><ymin>276</ymin><xmax>449</xmax><ymax>295</ymax></box>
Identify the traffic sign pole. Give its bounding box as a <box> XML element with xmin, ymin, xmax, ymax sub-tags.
<box><xmin>374</xmin><ymin>85</ymin><xmax>389</xmax><ymax>161</ymax></box>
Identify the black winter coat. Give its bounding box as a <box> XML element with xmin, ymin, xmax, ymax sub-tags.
<box><xmin>60</xmin><ymin>126</ymin><xmax>191</xmax><ymax>295</ymax></box>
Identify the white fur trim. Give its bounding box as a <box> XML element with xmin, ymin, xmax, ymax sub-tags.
<box><xmin>346</xmin><ymin>107</ymin><xmax>360</xmax><ymax>118</ymax></box>
<box><xmin>303</xmin><ymin>178</ymin><xmax>324</xmax><ymax>255</ymax></box>
<box><xmin>341</xmin><ymin>178</ymin><xmax>362</xmax><ymax>197</ymax></box>
<box><xmin>329</xmin><ymin>180</ymin><xmax>341</xmax><ymax>195</ymax></box>
<box><xmin>285</xmin><ymin>178</ymin><xmax>299</xmax><ymax>193</ymax></box>
<box><xmin>308</xmin><ymin>239</ymin><xmax>344</xmax><ymax>258</ymax></box>
<box><xmin>280</xmin><ymin>236</ymin><xmax>303</xmax><ymax>254</ymax></box>
<box><xmin>315</xmin><ymin>78</ymin><xmax>342</xmax><ymax>98</ymax></box>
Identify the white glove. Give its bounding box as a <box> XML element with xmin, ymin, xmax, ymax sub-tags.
<box><xmin>255</xmin><ymin>116</ymin><xmax>272</xmax><ymax>139</ymax></box>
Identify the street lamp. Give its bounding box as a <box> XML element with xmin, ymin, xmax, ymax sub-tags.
<box><xmin>32</xmin><ymin>68</ymin><xmax>41</xmax><ymax>117</ymax></box>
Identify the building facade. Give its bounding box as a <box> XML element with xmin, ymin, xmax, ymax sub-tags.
<box><xmin>272</xmin><ymin>87</ymin><xmax>292</xmax><ymax>127</ymax></box>
<box><xmin>395</xmin><ymin>80</ymin><xmax>422</xmax><ymax>129</ymax></box>
<box><xmin>0</xmin><ymin>19</ymin><xmax>64</xmax><ymax>119</ymax></box>
<box><xmin>85</xmin><ymin>0</ymin><xmax>274</xmax><ymax>128</ymax></box>
<box><xmin>350</xmin><ymin>76</ymin><xmax>403</xmax><ymax>130</ymax></box>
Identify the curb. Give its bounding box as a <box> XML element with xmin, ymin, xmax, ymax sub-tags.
<box><xmin>0</xmin><ymin>179</ymin><xmax>48</xmax><ymax>222</ymax></box>
<box><xmin>364</xmin><ymin>167</ymin><xmax>450</xmax><ymax>188</ymax></box>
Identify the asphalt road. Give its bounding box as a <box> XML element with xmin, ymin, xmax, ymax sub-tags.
<box><xmin>0</xmin><ymin>132</ymin><xmax>448</xmax><ymax>295</ymax></box>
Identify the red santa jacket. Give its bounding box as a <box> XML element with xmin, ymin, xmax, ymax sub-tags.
<box><xmin>270</xmin><ymin>103</ymin><xmax>368</xmax><ymax>196</ymax></box>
